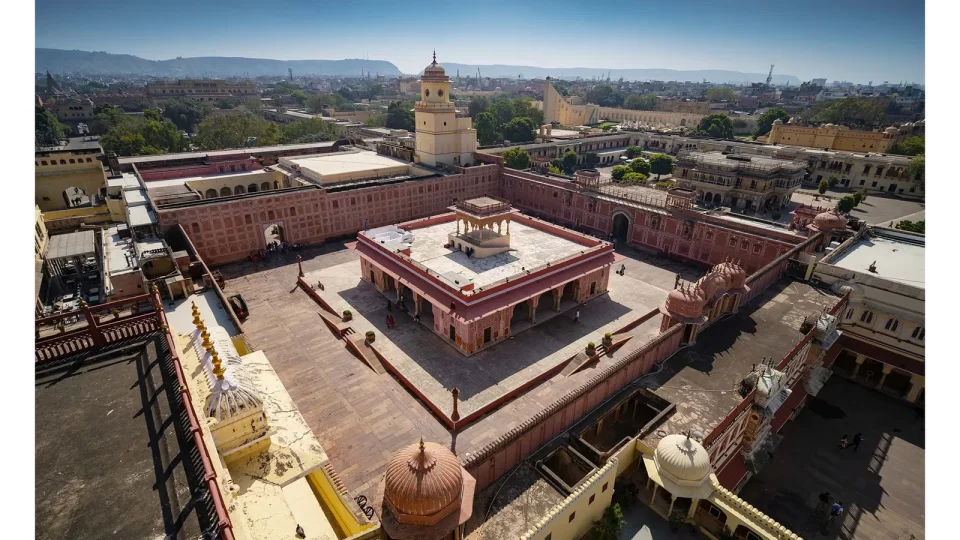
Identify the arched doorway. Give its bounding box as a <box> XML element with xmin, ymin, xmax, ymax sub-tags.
<box><xmin>261</xmin><ymin>182</ymin><xmax>270</xmax><ymax>191</ymax></box>
<box><xmin>612</xmin><ymin>213</ymin><xmax>630</xmax><ymax>243</ymax></box>
<box><xmin>234</xmin><ymin>185</ymin><xmax>246</xmax><ymax>194</ymax></box>
<box><xmin>62</xmin><ymin>187</ymin><xmax>90</xmax><ymax>208</ymax></box>
<box><xmin>263</xmin><ymin>222</ymin><xmax>285</xmax><ymax>247</ymax></box>
<box><xmin>220</xmin><ymin>186</ymin><xmax>232</xmax><ymax>196</ymax></box>
<box><xmin>204</xmin><ymin>189</ymin><xmax>218</xmax><ymax>199</ymax></box>
<box><xmin>713</xmin><ymin>193</ymin><xmax>722</xmax><ymax>205</ymax></box>
<box><xmin>248</xmin><ymin>184</ymin><xmax>258</xmax><ymax>193</ymax></box>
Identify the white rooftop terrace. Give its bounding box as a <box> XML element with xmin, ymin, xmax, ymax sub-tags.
<box><xmin>280</xmin><ymin>150</ymin><xmax>412</xmax><ymax>184</ymax></box>
<box><xmin>401</xmin><ymin>220</ymin><xmax>585</xmax><ymax>288</ymax></box>
<box><xmin>829</xmin><ymin>234</ymin><xmax>925</xmax><ymax>289</ymax></box>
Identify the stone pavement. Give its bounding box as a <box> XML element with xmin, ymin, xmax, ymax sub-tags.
<box><xmin>739</xmin><ymin>377</ymin><xmax>924</xmax><ymax>540</ymax></box>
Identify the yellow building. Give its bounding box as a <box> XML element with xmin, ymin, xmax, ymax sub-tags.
<box><xmin>540</xmin><ymin>78</ymin><xmax>703</xmax><ymax>128</ymax></box>
<box><xmin>145</xmin><ymin>79</ymin><xmax>259</xmax><ymax>101</ymax></box>
<box><xmin>414</xmin><ymin>53</ymin><xmax>478</xmax><ymax>168</ymax></box>
<box><xmin>766</xmin><ymin>120</ymin><xmax>906</xmax><ymax>153</ymax></box>
<box><xmin>35</xmin><ymin>140</ymin><xmax>108</xmax><ymax>212</ymax></box>
<box><xmin>35</xmin><ymin>205</ymin><xmax>49</xmax><ymax>261</ymax></box>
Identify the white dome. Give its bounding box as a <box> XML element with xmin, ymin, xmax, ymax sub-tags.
<box><xmin>654</xmin><ymin>434</ymin><xmax>712</xmax><ymax>483</ymax></box>
<box><xmin>772</xmin><ymin>118</ymin><xmax>783</xmax><ymax>125</ymax></box>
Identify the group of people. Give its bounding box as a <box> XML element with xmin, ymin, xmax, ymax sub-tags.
<box><xmin>838</xmin><ymin>432</ymin><xmax>864</xmax><ymax>452</ymax></box>
<box><xmin>817</xmin><ymin>491</ymin><xmax>844</xmax><ymax>524</ymax></box>
<box><xmin>266</xmin><ymin>240</ymin><xmax>302</xmax><ymax>254</ymax></box>
<box><xmin>385</xmin><ymin>299</ymin><xmax>420</xmax><ymax>329</ymax></box>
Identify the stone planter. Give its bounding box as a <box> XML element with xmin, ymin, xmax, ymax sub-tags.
<box><xmin>365</xmin><ymin>330</ymin><xmax>376</xmax><ymax>343</ymax></box>
<box><xmin>601</xmin><ymin>333</ymin><xmax>613</xmax><ymax>348</ymax></box>
<box><xmin>342</xmin><ymin>310</ymin><xmax>353</xmax><ymax>322</ymax></box>
<box><xmin>586</xmin><ymin>342</ymin><xmax>596</xmax><ymax>356</ymax></box>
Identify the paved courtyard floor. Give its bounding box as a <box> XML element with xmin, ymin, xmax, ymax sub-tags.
<box><xmin>303</xmin><ymin>255</ymin><xmax>663</xmax><ymax>420</ymax></box>
<box><xmin>739</xmin><ymin>377</ymin><xmax>924</xmax><ymax>540</ymax></box>
<box><xmin>218</xmin><ymin>242</ymin><xmax>707</xmax><ymax>498</ymax></box>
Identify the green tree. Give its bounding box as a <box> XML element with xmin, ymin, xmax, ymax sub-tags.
<box><xmin>836</xmin><ymin>195</ymin><xmax>856</xmax><ymax>213</ymax></box>
<box><xmin>242</xmin><ymin>98</ymin><xmax>264</xmax><ymax>112</ymax></box>
<box><xmin>630</xmin><ymin>158</ymin><xmax>651</xmax><ymax>175</ymax></box>
<box><xmin>828</xmin><ymin>175</ymin><xmax>840</xmax><ymax>188</ymax></box>
<box><xmin>468</xmin><ymin>96</ymin><xmax>489</xmax><ymax>119</ymax></box>
<box><xmin>853</xmin><ymin>190</ymin><xmax>865</xmax><ymax>206</ymax></box>
<box><xmin>475</xmin><ymin>112</ymin><xmax>498</xmax><ymax>145</ymax></box>
<box><xmin>695</xmin><ymin>113</ymin><xmax>734</xmax><ymax>138</ymax></box>
<box><xmin>622</xmin><ymin>172</ymin><xmax>649</xmax><ymax>184</ymax></box>
<box><xmin>625</xmin><ymin>145</ymin><xmax>643</xmax><ymax>158</ymax></box>
<box><xmin>584</xmin><ymin>85</ymin><xmax>624</xmax><ymax>108</ymax></box>
<box><xmin>502</xmin><ymin>147</ymin><xmax>531</xmax><ymax>170</ymax></box>
<box><xmin>818</xmin><ymin>178</ymin><xmax>830</xmax><ymax>195</ymax></box>
<box><xmin>588</xmin><ymin>504</ymin><xmax>626</xmax><ymax>540</ymax></box>
<box><xmin>547</xmin><ymin>164</ymin><xmax>562</xmax><ymax>174</ymax></box>
<box><xmin>550</xmin><ymin>158</ymin><xmax>564</xmax><ymax>171</ymax></box>
<box><xmin>193</xmin><ymin>112</ymin><xmax>278</xmax><ymax>150</ymax></box>
<box><xmin>488</xmin><ymin>99</ymin><xmax>515</xmax><ymax>127</ymax></box>
<box><xmin>753</xmin><ymin>107</ymin><xmax>790</xmax><ymax>138</ymax></box>
<box><xmin>611</xmin><ymin>165</ymin><xmax>630</xmax><ymax>180</ymax></box>
<box><xmin>562</xmin><ymin>150</ymin><xmax>578</xmax><ymax>174</ymax></box>
<box><xmin>35</xmin><ymin>106</ymin><xmax>66</xmax><ymax>147</ymax></box>
<box><xmin>364</xmin><ymin>114</ymin><xmax>387</xmax><ymax>127</ymax></box>
<box><xmin>623</xmin><ymin>94</ymin><xmax>657</xmax><ymax>111</ymax></box>
<box><xmin>279</xmin><ymin>118</ymin><xmax>340</xmax><ymax>144</ymax></box>
<box><xmin>648</xmin><ymin>153</ymin><xmax>674</xmax><ymax>180</ymax></box>
<box><xmin>705</xmin><ymin>87</ymin><xmax>737</xmax><ymax>102</ymax></box>
<box><xmin>906</xmin><ymin>154</ymin><xmax>925</xmax><ymax>190</ymax></box>
<box><xmin>386</xmin><ymin>101</ymin><xmax>415</xmax><ymax>131</ymax></box>
<box><xmin>261</xmin><ymin>122</ymin><xmax>281</xmax><ymax>146</ymax></box>
<box><xmin>160</xmin><ymin>98</ymin><xmax>213</xmax><ymax>132</ymax></box>
<box><xmin>889</xmin><ymin>135</ymin><xmax>924</xmax><ymax>156</ymax></box>
<box><xmin>806</xmin><ymin>97</ymin><xmax>885</xmax><ymax>129</ymax></box>
<box><xmin>290</xmin><ymin>90</ymin><xmax>308</xmax><ymax>106</ymax></box>
<box><xmin>584</xmin><ymin>152</ymin><xmax>600</xmax><ymax>168</ymax></box>
<box><xmin>895</xmin><ymin>220</ymin><xmax>925</xmax><ymax>234</ymax></box>
<box><xmin>857</xmin><ymin>188</ymin><xmax>868</xmax><ymax>203</ymax></box>
<box><xmin>501</xmin><ymin>117</ymin><xmax>537</xmax><ymax>143</ymax></box>
<box><xmin>512</xmin><ymin>97</ymin><xmax>544</xmax><ymax>126</ymax></box>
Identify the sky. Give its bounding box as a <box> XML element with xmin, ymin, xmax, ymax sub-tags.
<box><xmin>34</xmin><ymin>0</ymin><xmax>925</xmax><ymax>84</ymax></box>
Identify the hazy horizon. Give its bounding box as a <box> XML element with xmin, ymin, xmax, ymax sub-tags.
<box><xmin>35</xmin><ymin>0</ymin><xmax>925</xmax><ymax>85</ymax></box>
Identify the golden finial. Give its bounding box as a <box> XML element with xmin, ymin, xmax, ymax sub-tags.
<box><xmin>201</xmin><ymin>329</ymin><xmax>213</xmax><ymax>351</ymax></box>
<box><xmin>191</xmin><ymin>302</ymin><xmax>199</xmax><ymax>315</ymax></box>
<box><xmin>419</xmin><ymin>437</ymin><xmax>425</xmax><ymax>453</ymax></box>
<box><xmin>211</xmin><ymin>350</ymin><xmax>225</xmax><ymax>380</ymax></box>
<box><xmin>192</xmin><ymin>312</ymin><xmax>203</xmax><ymax>329</ymax></box>
<box><xmin>151</xmin><ymin>283</ymin><xmax>159</xmax><ymax>294</ymax></box>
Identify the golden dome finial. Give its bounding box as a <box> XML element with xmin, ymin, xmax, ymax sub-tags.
<box><xmin>419</xmin><ymin>437</ymin><xmax>425</xmax><ymax>453</ymax></box>
<box><xmin>192</xmin><ymin>312</ymin><xmax>204</xmax><ymax>329</ymax></box>
<box><xmin>201</xmin><ymin>328</ymin><xmax>213</xmax><ymax>351</ymax></box>
<box><xmin>211</xmin><ymin>350</ymin><xmax>225</xmax><ymax>380</ymax></box>
<box><xmin>432</xmin><ymin>50</ymin><xmax>436</xmax><ymax>64</ymax></box>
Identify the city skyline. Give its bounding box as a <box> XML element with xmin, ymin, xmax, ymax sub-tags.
<box><xmin>35</xmin><ymin>0</ymin><xmax>924</xmax><ymax>85</ymax></box>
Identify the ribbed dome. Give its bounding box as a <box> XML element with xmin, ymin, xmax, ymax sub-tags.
<box><xmin>384</xmin><ymin>440</ymin><xmax>463</xmax><ymax>525</ymax></box>
<box><xmin>884</xmin><ymin>126</ymin><xmax>898</xmax><ymax>134</ymax></box>
<box><xmin>654</xmin><ymin>434</ymin><xmax>712</xmax><ymax>483</ymax></box>
<box><xmin>664</xmin><ymin>286</ymin><xmax>705</xmax><ymax>319</ymax></box>
<box><xmin>698</xmin><ymin>271</ymin><xmax>728</xmax><ymax>299</ymax></box>
<box><xmin>421</xmin><ymin>52</ymin><xmax>449</xmax><ymax>82</ymax></box>
<box><xmin>716</xmin><ymin>260</ymin><xmax>747</xmax><ymax>290</ymax></box>
<box><xmin>772</xmin><ymin>118</ymin><xmax>783</xmax><ymax>125</ymax></box>
<box><xmin>813</xmin><ymin>210</ymin><xmax>847</xmax><ymax>232</ymax></box>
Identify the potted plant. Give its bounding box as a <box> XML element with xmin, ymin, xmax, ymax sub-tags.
<box><xmin>586</xmin><ymin>341</ymin><xmax>596</xmax><ymax>356</ymax></box>
<box><xmin>342</xmin><ymin>309</ymin><xmax>352</xmax><ymax>322</ymax></box>
<box><xmin>112</xmin><ymin>308</ymin><xmax>120</xmax><ymax>319</ymax></box>
<box><xmin>365</xmin><ymin>330</ymin><xmax>375</xmax><ymax>343</ymax></box>
<box><xmin>56</xmin><ymin>322</ymin><xmax>66</xmax><ymax>334</ymax></box>
<box><xmin>602</xmin><ymin>332</ymin><xmax>613</xmax><ymax>348</ymax></box>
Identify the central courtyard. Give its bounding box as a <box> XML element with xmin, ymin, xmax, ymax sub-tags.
<box><xmin>218</xmin><ymin>242</ymin><xmax>706</xmax><ymax>497</ymax></box>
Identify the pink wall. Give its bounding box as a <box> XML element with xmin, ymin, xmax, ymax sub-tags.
<box><xmin>140</xmin><ymin>157</ymin><xmax>260</xmax><ymax>181</ymax></box>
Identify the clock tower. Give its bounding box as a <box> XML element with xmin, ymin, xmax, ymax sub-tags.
<box><xmin>414</xmin><ymin>52</ymin><xmax>477</xmax><ymax>168</ymax></box>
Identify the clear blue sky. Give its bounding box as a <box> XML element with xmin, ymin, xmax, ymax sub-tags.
<box><xmin>35</xmin><ymin>0</ymin><xmax>924</xmax><ymax>84</ymax></box>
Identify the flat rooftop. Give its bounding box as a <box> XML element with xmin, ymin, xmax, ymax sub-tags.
<box><xmin>828</xmin><ymin>233</ymin><xmax>925</xmax><ymax>289</ymax></box>
<box><xmin>403</xmin><ymin>220</ymin><xmax>586</xmax><ymax>288</ymax></box>
<box><xmin>119</xmin><ymin>140</ymin><xmax>340</xmax><ymax>165</ymax></box>
<box><xmin>683</xmin><ymin>151</ymin><xmax>806</xmax><ymax>173</ymax></box>
<box><xmin>36</xmin><ymin>337</ymin><xmax>207</xmax><ymax>539</ymax></box>
<box><xmin>104</xmin><ymin>226</ymin><xmax>137</xmax><ymax>278</ymax></box>
<box><xmin>281</xmin><ymin>150</ymin><xmax>413</xmax><ymax>184</ymax></box>
<box><xmin>639</xmin><ymin>279</ymin><xmax>840</xmax><ymax>447</ymax></box>
<box><xmin>46</xmin><ymin>230</ymin><xmax>96</xmax><ymax>260</ymax></box>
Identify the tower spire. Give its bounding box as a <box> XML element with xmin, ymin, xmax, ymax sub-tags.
<box><xmin>432</xmin><ymin>50</ymin><xmax>436</xmax><ymax>64</ymax></box>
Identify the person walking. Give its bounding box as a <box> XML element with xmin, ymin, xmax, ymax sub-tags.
<box><xmin>414</xmin><ymin>313</ymin><xmax>421</xmax><ymax>323</ymax></box>
<box><xmin>574</xmin><ymin>309</ymin><xmax>580</xmax><ymax>323</ymax></box>
<box><xmin>386</xmin><ymin>300</ymin><xmax>392</xmax><ymax>312</ymax></box>
<box><xmin>852</xmin><ymin>433</ymin><xmax>863</xmax><ymax>452</ymax></box>
<box><xmin>838</xmin><ymin>434</ymin><xmax>849</xmax><ymax>451</ymax></box>
<box><xmin>619</xmin><ymin>264</ymin><xmax>626</xmax><ymax>276</ymax></box>
<box><xmin>817</xmin><ymin>491</ymin><xmax>831</xmax><ymax>513</ymax></box>
<box><xmin>829</xmin><ymin>501</ymin><xmax>844</xmax><ymax>524</ymax></box>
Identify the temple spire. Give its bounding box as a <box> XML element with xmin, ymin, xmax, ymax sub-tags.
<box><xmin>432</xmin><ymin>50</ymin><xmax>436</xmax><ymax>64</ymax></box>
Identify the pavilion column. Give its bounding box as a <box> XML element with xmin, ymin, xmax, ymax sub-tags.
<box><xmin>506</xmin><ymin>219</ymin><xmax>510</xmax><ymax>235</ymax></box>
<box><xmin>876</xmin><ymin>363</ymin><xmax>893</xmax><ymax>389</ymax></box>
<box><xmin>668</xmin><ymin>495</ymin><xmax>677</xmax><ymax>517</ymax></box>
<box><xmin>906</xmin><ymin>374</ymin><xmax>925</xmax><ymax>402</ymax></box>
<box><xmin>851</xmin><ymin>354</ymin><xmax>866</xmax><ymax>378</ymax></box>
<box><xmin>553</xmin><ymin>287</ymin><xmax>562</xmax><ymax>312</ymax></box>
<box><xmin>456</xmin><ymin>220</ymin><xmax>460</xmax><ymax>234</ymax></box>
<box><xmin>414</xmin><ymin>294</ymin><xmax>421</xmax><ymax>316</ymax></box>
<box><xmin>529</xmin><ymin>296</ymin><xmax>539</xmax><ymax>324</ymax></box>
<box><xmin>650</xmin><ymin>484</ymin><xmax>658</xmax><ymax>505</ymax></box>
<box><xmin>687</xmin><ymin>499</ymin><xmax>698</xmax><ymax>520</ymax></box>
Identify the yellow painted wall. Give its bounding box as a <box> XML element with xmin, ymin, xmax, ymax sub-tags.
<box><xmin>521</xmin><ymin>459</ymin><xmax>619</xmax><ymax>540</ymax></box>
<box><xmin>188</xmin><ymin>170</ymin><xmax>286</xmax><ymax>198</ymax></box>
<box><xmin>35</xmin><ymin>154</ymin><xmax>108</xmax><ymax>211</ymax></box>
<box><xmin>35</xmin><ymin>205</ymin><xmax>49</xmax><ymax>260</ymax></box>
<box><xmin>306</xmin><ymin>469</ymin><xmax>374</xmax><ymax>538</ymax></box>
<box><xmin>768</xmin><ymin>124</ymin><xmax>894</xmax><ymax>152</ymax></box>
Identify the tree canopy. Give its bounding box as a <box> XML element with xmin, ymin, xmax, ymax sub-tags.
<box><xmin>278</xmin><ymin>118</ymin><xmax>340</xmax><ymax>144</ymax></box>
<box><xmin>584</xmin><ymin>85</ymin><xmax>625</xmax><ymax>108</ymax></box>
<box><xmin>906</xmin><ymin>154</ymin><xmax>925</xmax><ymax>190</ymax></box>
<box><xmin>468</xmin><ymin>96</ymin><xmax>489</xmax><ymax>119</ymax></box>
<box><xmin>562</xmin><ymin>150</ymin><xmax>578</xmax><ymax>174</ymax></box>
<box><xmin>475</xmin><ymin>112</ymin><xmax>497</xmax><ymax>145</ymax></box>
<box><xmin>804</xmin><ymin>97</ymin><xmax>886</xmax><ymax>129</ymax></box>
<box><xmin>694</xmin><ymin>113</ymin><xmax>734</xmax><ymax>139</ymax></box>
<box><xmin>753</xmin><ymin>107</ymin><xmax>790</xmax><ymax>138</ymax></box>
<box><xmin>193</xmin><ymin>111</ymin><xmax>279</xmax><ymax>151</ymax></box>
<box><xmin>836</xmin><ymin>195</ymin><xmax>856</xmax><ymax>213</ymax></box>
<box><xmin>895</xmin><ymin>220</ymin><xmax>925</xmax><ymax>234</ymax></box>
<box><xmin>889</xmin><ymin>135</ymin><xmax>924</xmax><ymax>156</ymax></box>
<box><xmin>623</xmin><ymin>94</ymin><xmax>657</xmax><ymax>111</ymax></box>
<box><xmin>611</xmin><ymin>165</ymin><xmax>630</xmax><ymax>180</ymax></box>
<box><xmin>625</xmin><ymin>145</ymin><xmax>643</xmax><ymax>158</ymax></box>
<box><xmin>98</xmin><ymin>106</ymin><xmax>187</xmax><ymax>156</ymax></box>
<box><xmin>629</xmin><ymin>158</ymin><xmax>651</xmax><ymax>175</ymax></box>
<box><xmin>705</xmin><ymin>87</ymin><xmax>737</xmax><ymax>102</ymax></box>
<box><xmin>159</xmin><ymin>98</ymin><xmax>214</xmax><ymax>133</ymax></box>
<box><xmin>818</xmin><ymin>178</ymin><xmax>830</xmax><ymax>194</ymax></box>
<box><xmin>502</xmin><ymin>147</ymin><xmax>531</xmax><ymax>170</ymax></box>
<box><xmin>386</xmin><ymin>101</ymin><xmax>415</xmax><ymax>132</ymax></box>
<box><xmin>35</xmin><ymin>106</ymin><xmax>67</xmax><ymax>147</ymax></box>
<box><xmin>584</xmin><ymin>152</ymin><xmax>600</xmax><ymax>169</ymax></box>
<box><xmin>501</xmin><ymin>117</ymin><xmax>537</xmax><ymax>143</ymax></box>
<box><xmin>648</xmin><ymin>153</ymin><xmax>674</xmax><ymax>179</ymax></box>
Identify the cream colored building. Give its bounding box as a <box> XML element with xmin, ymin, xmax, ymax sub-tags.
<box><xmin>35</xmin><ymin>140</ymin><xmax>108</xmax><ymax>212</ymax></box>
<box><xmin>145</xmin><ymin>79</ymin><xmax>259</xmax><ymax>101</ymax></box>
<box><xmin>414</xmin><ymin>53</ymin><xmax>478</xmax><ymax>168</ymax></box>
<box><xmin>540</xmin><ymin>78</ymin><xmax>703</xmax><ymax>128</ymax></box>
<box><xmin>35</xmin><ymin>205</ymin><xmax>49</xmax><ymax>261</ymax></box>
<box><xmin>765</xmin><ymin>119</ymin><xmax>924</xmax><ymax>153</ymax></box>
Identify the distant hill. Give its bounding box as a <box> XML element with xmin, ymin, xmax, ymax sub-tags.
<box><xmin>35</xmin><ymin>48</ymin><xmax>402</xmax><ymax>77</ymax></box>
<box><xmin>439</xmin><ymin>63</ymin><xmax>802</xmax><ymax>85</ymax></box>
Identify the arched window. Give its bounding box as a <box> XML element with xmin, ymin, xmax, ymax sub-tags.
<box><xmin>220</xmin><ymin>187</ymin><xmax>232</xmax><ymax>196</ymax></box>
<box><xmin>261</xmin><ymin>182</ymin><xmax>270</xmax><ymax>191</ymax></box>
<box><xmin>234</xmin><ymin>185</ymin><xmax>245</xmax><ymax>194</ymax></box>
<box><xmin>205</xmin><ymin>189</ymin><xmax>218</xmax><ymax>198</ymax></box>
<box><xmin>248</xmin><ymin>184</ymin><xmax>258</xmax><ymax>193</ymax></box>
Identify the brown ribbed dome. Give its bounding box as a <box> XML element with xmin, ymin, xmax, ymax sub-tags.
<box><xmin>664</xmin><ymin>286</ymin><xmax>705</xmax><ymax>319</ymax></box>
<box><xmin>384</xmin><ymin>440</ymin><xmax>463</xmax><ymax>525</ymax></box>
<box><xmin>813</xmin><ymin>210</ymin><xmax>847</xmax><ymax>232</ymax></box>
<box><xmin>718</xmin><ymin>261</ymin><xmax>747</xmax><ymax>290</ymax></box>
<box><xmin>698</xmin><ymin>271</ymin><xmax>728</xmax><ymax>299</ymax></box>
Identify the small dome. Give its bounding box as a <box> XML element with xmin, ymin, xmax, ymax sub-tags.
<box><xmin>717</xmin><ymin>260</ymin><xmax>747</xmax><ymax>290</ymax></box>
<box><xmin>206</xmin><ymin>376</ymin><xmax>263</xmax><ymax>421</ymax></box>
<box><xmin>772</xmin><ymin>118</ymin><xmax>783</xmax><ymax>125</ymax></box>
<box><xmin>665</xmin><ymin>286</ymin><xmax>705</xmax><ymax>319</ymax></box>
<box><xmin>823</xmin><ymin>123</ymin><xmax>835</xmax><ymax>128</ymax></box>
<box><xmin>384</xmin><ymin>440</ymin><xmax>463</xmax><ymax>525</ymax></box>
<box><xmin>698</xmin><ymin>270</ymin><xmax>728</xmax><ymax>299</ymax></box>
<box><xmin>421</xmin><ymin>51</ymin><xmax>449</xmax><ymax>82</ymax></box>
<box><xmin>654</xmin><ymin>434</ymin><xmax>712</xmax><ymax>483</ymax></box>
<box><xmin>813</xmin><ymin>210</ymin><xmax>847</xmax><ymax>231</ymax></box>
<box><xmin>884</xmin><ymin>126</ymin><xmax>898</xmax><ymax>134</ymax></box>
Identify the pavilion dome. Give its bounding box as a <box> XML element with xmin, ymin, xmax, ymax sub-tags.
<box><xmin>717</xmin><ymin>260</ymin><xmax>747</xmax><ymax>290</ymax></box>
<box><xmin>421</xmin><ymin>52</ymin><xmax>449</xmax><ymax>82</ymax></box>
<box><xmin>884</xmin><ymin>126</ymin><xmax>899</xmax><ymax>134</ymax></box>
<box><xmin>772</xmin><ymin>118</ymin><xmax>783</xmax><ymax>125</ymax></box>
<box><xmin>698</xmin><ymin>270</ymin><xmax>728</xmax><ymax>299</ymax></box>
<box><xmin>384</xmin><ymin>440</ymin><xmax>463</xmax><ymax>525</ymax></box>
<box><xmin>813</xmin><ymin>210</ymin><xmax>848</xmax><ymax>232</ymax></box>
<box><xmin>664</xmin><ymin>286</ymin><xmax>706</xmax><ymax>319</ymax></box>
<box><xmin>654</xmin><ymin>434</ymin><xmax>712</xmax><ymax>483</ymax></box>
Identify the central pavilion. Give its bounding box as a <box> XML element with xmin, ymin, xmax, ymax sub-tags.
<box><xmin>354</xmin><ymin>196</ymin><xmax>615</xmax><ymax>356</ymax></box>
